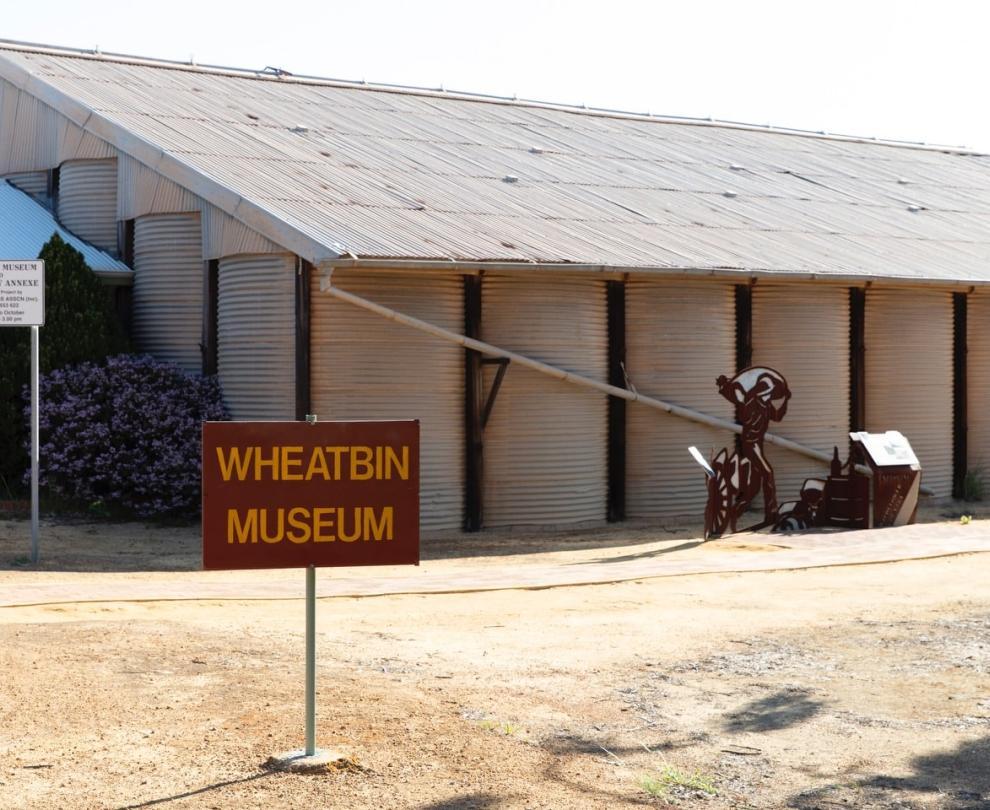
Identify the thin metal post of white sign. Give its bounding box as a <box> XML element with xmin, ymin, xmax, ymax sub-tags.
<box><xmin>0</xmin><ymin>259</ymin><xmax>45</xmax><ymax>563</ymax></box>
<box><xmin>30</xmin><ymin>325</ymin><xmax>38</xmax><ymax>565</ymax></box>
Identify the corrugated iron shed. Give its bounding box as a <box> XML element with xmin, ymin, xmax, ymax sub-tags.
<box><xmin>1</xmin><ymin>42</ymin><xmax>989</xmax><ymax>282</ymax></box>
<box><xmin>0</xmin><ymin>181</ymin><xmax>131</xmax><ymax>280</ymax></box>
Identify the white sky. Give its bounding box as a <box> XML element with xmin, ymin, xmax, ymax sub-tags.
<box><xmin>4</xmin><ymin>0</ymin><xmax>989</xmax><ymax>151</ymax></box>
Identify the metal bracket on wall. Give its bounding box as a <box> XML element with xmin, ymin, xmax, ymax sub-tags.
<box><xmin>480</xmin><ymin>357</ymin><xmax>510</xmax><ymax>429</ymax></box>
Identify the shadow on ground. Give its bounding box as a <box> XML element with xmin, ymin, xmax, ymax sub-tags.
<box><xmin>538</xmin><ymin>733</ymin><xmax>702</xmax><ymax>807</ymax></box>
<box><xmin>1</xmin><ymin>499</ymin><xmax>984</xmax><ymax>573</ymax></box>
<box><xmin>724</xmin><ymin>688</ymin><xmax>825</xmax><ymax>733</ymax></box>
<box><xmin>0</xmin><ymin>518</ymin><xmax>703</xmax><ymax>572</ymax></box>
<box><xmin>570</xmin><ymin>540</ymin><xmax>704</xmax><ymax>566</ymax></box>
<box><xmin>114</xmin><ymin>771</ymin><xmax>275</xmax><ymax>808</ymax></box>
<box><xmin>790</xmin><ymin>735</ymin><xmax>990</xmax><ymax>809</ymax></box>
<box><xmin>416</xmin><ymin>793</ymin><xmax>505</xmax><ymax>809</ymax></box>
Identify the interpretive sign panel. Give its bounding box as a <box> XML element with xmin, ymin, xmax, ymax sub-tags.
<box><xmin>849</xmin><ymin>430</ymin><xmax>920</xmax><ymax>468</ymax></box>
<box><xmin>202</xmin><ymin>420</ymin><xmax>420</xmax><ymax>570</ymax></box>
<box><xmin>0</xmin><ymin>260</ymin><xmax>44</xmax><ymax>326</ymax></box>
<box><xmin>849</xmin><ymin>430</ymin><xmax>921</xmax><ymax>528</ymax></box>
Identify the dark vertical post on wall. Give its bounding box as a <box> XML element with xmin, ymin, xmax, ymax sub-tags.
<box><xmin>735</xmin><ymin>284</ymin><xmax>752</xmax><ymax>372</ymax></box>
<box><xmin>201</xmin><ymin>259</ymin><xmax>218</xmax><ymax>376</ymax></box>
<box><xmin>606</xmin><ymin>280</ymin><xmax>626</xmax><ymax>523</ymax></box>
<box><xmin>116</xmin><ymin>218</ymin><xmax>135</xmax><ymax>339</ymax></box>
<box><xmin>120</xmin><ymin>219</ymin><xmax>135</xmax><ymax>266</ymax></box>
<box><xmin>464</xmin><ymin>275</ymin><xmax>484</xmax><ymax>531</ymax></box>
<box><xmin>46</xmin><ymin>166</ymin><xmax>60</xmax><ymax>211</ymax></box>
<box><xmin>849</xmin><ymin>287</ymin><xmax>866</xmax><ymax>434</ymax></box>
<box><xmin>295</xmin><ymin>259</ymin><xmax>312</xmax><ymax>421</ymax></box>
<box><xmin>734</xmin><ymin>284</ymin><xmax>753</xmax><ymax>455</ymax></box>
<box><xmin>953</xmin><ymin>292</ymin><xmax>968</xmax><ymax>499</ymax></box>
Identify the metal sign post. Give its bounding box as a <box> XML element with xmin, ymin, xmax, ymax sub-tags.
<box><xmin>305</xmin><ymin>563</ymin><xmax>316</xmax><ymax>757</ymax></box>
<box><xmin>30</xmin><ymin>325</ymin><xmax>39</xmax><ymax>564</ymax></box>
<box><xmin>0</xmin><ymin>260</ymin><xmax>45</xmax><ymax>564</ymax></box>
<box><xmin>304</xmin><ymin>413</ymin><xmax>317</xmax><ymax>758</ymax></box>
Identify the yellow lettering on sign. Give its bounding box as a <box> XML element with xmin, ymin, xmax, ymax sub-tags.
<box><xmin>313</xmin><ymin>507</ymin><xmax>335</xmax><ymax>542</ymax></box>
<box><xmin>338</xmin><ymin>507</ymin><xmax>361</xmax><ymax>542</ymax></box>
<box><xmin>305</xmin><ymin>448</ymin><xmax>330</xmax><ymax>481</ymax></box>
<box><xmin>217</xmin><ymin>444</ymin><xmax>410</xmax><ymax>481</ymax></box>
<box><xmin>364</xmin><ymin>506</ymin><xmax>394</xmax><ymax>541</ymax></box>
<box><xmin>217</xmin><ymin>447</ymin><xmax>253</xmax><ymax>482</ymax></box>
<box><xmin>224</xmin><ymin>506</ymin><xmax>396</xmax><ymax>544</ymax></box>
<box><xmin>325</xmin><ymin>446</ymin><xmax>346</xmax><ymax>479</ymax></box>
<box><xmin>281</xmin><ymin>446</ymin><xmax>303</xmax><ymax>480</ymax></box>
<box><xmin>227</xmin><ymin>508</ymin><xmax>258</xmax><ymax>543</ymax></box>
<box><xmin>386</xmin><ymin>446</ymin><xmax>409</xmax><ymax>480</ymax></box>
<box><xmin>351</xmin><ymin>446</ymin><xmax>374</xmax><ymax>480</ymax></box>
<box><xmin>286</xmin><ymin>507</ymin><xmax>312</xmax><ymax>543</ymax></box>
<box><xmin>259</xmin><ymin>508</ymin><xmax>284</xmax><ymax>543</ymax></box>
<box><xmin>254</xmin><ymin>447</ymin><xmax>278</xmax><ymax>480</ymax></box>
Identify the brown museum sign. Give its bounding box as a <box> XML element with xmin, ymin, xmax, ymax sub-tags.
<box><xmin>202</xmin><ymin>420</ymin><xmax>420</xmax><ymax>571</ymax></box>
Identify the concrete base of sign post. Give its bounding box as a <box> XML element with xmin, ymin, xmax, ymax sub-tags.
<box><xmin>264</xmin><ymin>748</ymin><xmax>352</xmax><ymax>774</ymax></box>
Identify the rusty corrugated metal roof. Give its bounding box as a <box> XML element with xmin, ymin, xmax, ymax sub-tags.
<box><xmin>2</xmin><ymin>42</ymin><xmax>990</xmax><ymax>281</ymax></box>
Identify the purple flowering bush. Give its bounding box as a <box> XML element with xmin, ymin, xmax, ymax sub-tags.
<box><xmin>31</xmin><ymin>355</ymin><xmax>228</xmax><ymax>517</ymax></box>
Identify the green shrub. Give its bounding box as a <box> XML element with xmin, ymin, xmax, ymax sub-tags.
<box><xmin>963</xmin><ymin>468</ymin><xmax>985</xmax><ymax>502</ymax></box>
<box><xmin>0</xmin><ymin>233</ymin><xmax>127</xmax><ymax>493</ymax></box>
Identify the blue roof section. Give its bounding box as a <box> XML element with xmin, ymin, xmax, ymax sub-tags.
<box><xmin>0</xmin><ymin>181</ymin><xmax>131</xmax><ymax>279</ymax></box>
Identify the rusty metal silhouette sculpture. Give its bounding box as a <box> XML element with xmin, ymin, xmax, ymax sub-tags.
<box><xmin>701</xmin><ymin>367</ymin><xmax>791</xmax><ymax>539</ymax></box>
<box><xmin>772</xmin><ymin>446</ymin><xmax>869</xmax><ymax>532</ymax></box>
<box><xmin>694</xmin><ymin>368</ymin><xmax>917</xmax><ymax>539</ymax></box>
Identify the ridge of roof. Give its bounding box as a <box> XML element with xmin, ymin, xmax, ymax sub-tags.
<box><xmin>0</xmin><ymin>37</ymin><xmax>983</xmax><ymax>157</ymax></box>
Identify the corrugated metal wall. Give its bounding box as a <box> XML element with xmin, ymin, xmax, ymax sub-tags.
<box><xmin>132</xmin><ymin>213</ymin><xmax>204</xmax><ymax>373</ymax></box>
<box><xmin>865</xmin><ymin>287</ymin><xmax>953</xmax><ymax>497</ymax></box>
<box><xmin>4</xmin><ymin>170</ymin><xmax>48</xmax><ymax>204</ymax></box>
<box><xmin>310</xmin><ymin>269</ymin><xmax>464</xmax><ymax>531</ymax></box>
<box><xmin>57</xmin><ymin>117</ymin><xmax>116</xmax><ymax>165</ymax></box>
<box><xmin>0</xmin><ymin>78</ymin><xmax>114</xmax><ymax>175</ymax></box>
<box><xmin>752</xmin><ymin>282</ymin><xmax>850</xmax><ymax>501</ymax></box>
<box><xmin>57</xmin><ymin>159</ymin><xmax>118</xmax><ymax>253</ymax></box>
<box><xmin>625</xmin><ymin>279</ymin><xmax>736</xmax><ymax>518</ymax></box>
<box><xmin>967</xmin><ymin>292</ymin><xmax>990</xmax><ymax>477</ymax></box>
<box><xmin>118</xmin><ymin>154</ymin><xmax>280</xmax><ymax>259</ymax></box>
<box><xmin>118</xmin><ymin>154</ymin><xmax>200</xmax><ymax>221</ymax></box>
<box><xmin>481</xmin><ymin>273</ymin><xmax>607</xmax><ymax>526</ymax></box>
<box><xmin>217</xmin><ymin>254</ymin><xmax>296</xmax><ymax>420</ymax></box>
<box><xmin>201</xmin><ymin>203</ymin><xmax>282</xmax><ymax>259</ymax></box>
<box><xmin>0</xmin><ymin>78</ymin><xmax>55</xmax><ymax>173</ymax></box>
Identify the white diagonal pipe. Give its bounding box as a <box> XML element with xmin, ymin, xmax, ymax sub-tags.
<box><xmin>320</xmin><ymin>278</ymin><xmax>934</xmax><ymax>496</ymax></box>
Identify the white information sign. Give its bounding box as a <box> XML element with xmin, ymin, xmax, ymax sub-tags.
<box><xmin>0</xmin><ymin>259</ymin><xmax>45</xmax><ymax>326</ymax></box>
<box><xmin>850</xmin><ymin>430</ymin><xmax>920</xmax><ymax>468</ymax></box>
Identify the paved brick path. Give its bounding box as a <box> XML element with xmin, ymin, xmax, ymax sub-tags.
<box><xmin>0</xmin><ymin>521</ymin><xmax>986</xmax><ymax>608</ymax></box>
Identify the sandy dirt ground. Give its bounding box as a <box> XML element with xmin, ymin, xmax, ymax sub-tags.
<box><xmin>1</xmin><ymin>513</ymin><xmax>989</xmax><ymax>809</ymax></box>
